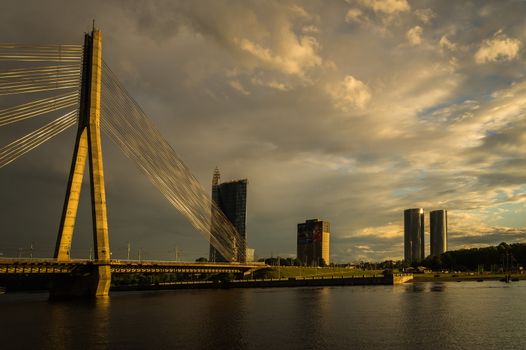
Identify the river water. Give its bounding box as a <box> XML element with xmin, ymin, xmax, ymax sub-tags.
<box><xmin>1</xmin><ymin>281</ymin><xmax>525</xmax><ymax>350</ymax></box>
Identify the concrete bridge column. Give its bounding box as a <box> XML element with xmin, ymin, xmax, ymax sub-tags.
<box><xmin>52</xmin><ymin>29</ymin><xmax>111</xmax><ymax>298</ymax></box>
<box><xmin>50</xmin><ymin>265</ymin><xmax>111</xmax><ymax>298</ymax></box>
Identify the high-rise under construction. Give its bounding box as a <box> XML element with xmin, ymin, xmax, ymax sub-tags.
<box><xmin>209</xmin><ymin>167</ymin><xmax>247</xmax><ymax>262</ymax></box>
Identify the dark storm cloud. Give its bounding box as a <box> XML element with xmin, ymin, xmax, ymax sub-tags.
<box><xmin>449</xmin><ymin>228</ymin><xmax>526</xmax><ymax>246</ymax></box>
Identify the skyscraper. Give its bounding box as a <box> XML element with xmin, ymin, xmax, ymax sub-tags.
<box><xmin>209</xmin><ymin>167</ymin><xmax>248</xmax><ymax>262</ymax></box>
<box><xmin>404</xmin><ymin>208</ymin><xmax>425</xmax><ymax>264</ymax></box>
<box><xmin>430</xmin><ymin>209</ymin><xmax>448</xmax><ymax>257</ymax></box>
<box><xmin>297</xmin><ymin>219</ymin><xmax>330</xmax><ymax>266</ymax></box>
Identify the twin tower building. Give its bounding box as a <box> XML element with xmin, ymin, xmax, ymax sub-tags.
<box><xmin>404</xmin><ymin>209</ymin><xmax>448</xmax><ymax>264</ymax></box>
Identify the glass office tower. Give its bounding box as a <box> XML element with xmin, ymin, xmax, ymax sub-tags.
<box><xmin>430</xmin><ymin>209</ymin><xmax>447</xmax><ymax>257</ymax></box>
<box><xmin>404</xmin><ymin>208</ymin><xmax>425</xmax><ymax>264</ymax></box>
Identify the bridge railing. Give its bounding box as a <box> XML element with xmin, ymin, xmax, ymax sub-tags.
<box><xmin>0</xmin><ymin>257</ymin><xmax>265</xmax><ymax>264</ymax></box>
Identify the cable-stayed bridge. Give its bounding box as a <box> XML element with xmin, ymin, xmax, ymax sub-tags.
<box><xmin>0</xmin><ymin>29</ymin><xmax>263</xmax><ymax>297</ymax></box>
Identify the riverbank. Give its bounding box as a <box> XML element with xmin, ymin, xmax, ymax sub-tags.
<box><xmin>413</xmin><ymin>273</ymin><xmax>526</xmax><ymax>282</ymax></box>
<box><xmin>111</xmin><ymin>274</ymin><xmax>413</xmax><ymax>292</ymax></box>
<box><xmin>254</xmin><ymin>266</ymin><xmax>385</xmax><ymax>279</ymax></box>
<box><xmin>0</xmin><ymin>268</ymin><xmax>388</xmax><ymax>293</ymax></box>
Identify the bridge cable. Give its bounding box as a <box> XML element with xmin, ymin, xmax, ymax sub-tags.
<box><xmin>0</xmin><ymin>44</ymin><xmax>82</xmax><ymax>95</ymax></box>
<box><xmin>0</xmin><ymin>80</ymin><xmax>81</xmax><ymax>96</ymax></box>
<box><xmin>0</xmin><ymin>91</ymin><xmax>79</xmax><ymax>126</ymax></box>
<box><xmin>100</xmin><ymin>63</ymin><xmax>245</xmax><ymax>261</ymax></box>
<box><xmin>0</xmin><ymin>43</ymin><xmax>83</xmax><ymax>62</ymax></box>
<box><xmin>0</xmin><ymin>110</ymin><xmax>77</xmax><ymax>168</ymax></box>
<box><xmin>0</xmin><ymin>65</ymin><xmax>81</xmax><ymax>79</ymax></box>
<box><xmin>100</xmin><ymin>69</ymin><xmax>242</xmax><ymax>261</ymax></box>
<box><xmin>101</xmin><ymin>91</ymin><xmax>239</xmax><ymax>261</ymax></box>
<box><xmin>0</xmin><ymin>66</ymin><xmax>81</xmax><ymax>95</ymax></box>
<box><xmin>0</xmin><ymin>42</ymin><xmax>82</xmax><ymax>166</ymax></box>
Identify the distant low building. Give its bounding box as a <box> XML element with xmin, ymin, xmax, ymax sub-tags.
<box><xmin>430</xmin><ymin>210</ymin><xmax>448</xmax><ymax>257</ymax></box>
<box><xmin>404</xmin><ymin>208</ymin><xmax>425</xmax><ymax>264</ymax></box>
<box><xmin>297</xmin><ymin>219</ymin><xmax>330</xmax><ymax>266</ymax></box>
<box><xmin>405</xmin><ymin>266</ymin><xmax>432</xmax><ymax>274</ymax></box>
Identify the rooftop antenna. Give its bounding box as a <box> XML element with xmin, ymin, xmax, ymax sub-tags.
<box><xmin>212</xmin><ymin>166</ymin><xmax>221</xmax><ymax>186</ymax></box>
<box><xmin>92</xmin><ymin>19</ymin><xmax>95</xmax><ymax>31</ymax></box>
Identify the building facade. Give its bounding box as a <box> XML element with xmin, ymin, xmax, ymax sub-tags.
<box><xmin>404</xmin><ymin>208</ymin><xmax>425</xmax><ymax>264</ymax></box>
<box><xmin>297</xmin><ymin>219</ymin><xmax>330</xmax><ymax>266</ymax></box>
<box><xmin>430</xmin><ymin>209</ymin><xmax>448</xmax><ymax>257</ymax></box>
<box><xmin>209</xmin><ymin>167</ymin><xmax>248</xmax><ymax>262</ymax></box>
<box><xmin>245</xmin><ymin>248</ymin><xmax>255</xmax><ymax>262</ymax></box>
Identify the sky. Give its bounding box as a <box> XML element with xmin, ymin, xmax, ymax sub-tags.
<box><xmin>1</xmin><ymin>0</ymin><xmax>526</xmax><ymax>262</ymax></box>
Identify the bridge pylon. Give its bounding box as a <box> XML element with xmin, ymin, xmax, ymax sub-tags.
<box><xmin>51</xmin><ymin>29</ymin><xmax>111</xmax><ymax>298</ymax></box>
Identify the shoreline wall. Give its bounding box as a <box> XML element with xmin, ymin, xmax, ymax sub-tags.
<box><xmin>111</xmin><ymin>274</ymin><xmax>414</xmax><ymax>292</ymax></box>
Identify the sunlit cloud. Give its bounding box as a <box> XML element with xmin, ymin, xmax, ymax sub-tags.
<box><xmin>228</xmin><ymin>80</ymin><xmax>251</xmax><ymax>95</ymax></box>
<box><xmin>326</xmin><ymin>75</ymin><xmax>371</xmax><ymax>111</ymax></box>
<box><xmin>345</xmin><ymin>8</ymin><xmax>364</xmax><ymax>23</ymax></box>
<box><xmin>406</xmin><ymin>25</ymin><xmax>423</xmax><ymax>45</ymax></box>
<box><xmin>474</xmin><ymin>31</ymin><xmax>521</xmax><ymax>64</ymax></box>
<box><xmin>439</xmin><ymin>35</ymin><xmax>457</xmax><ymax>51</ymax></box>
<box><xmin>357</xmin><ymin>0</ymin><xmax>410</xmax><ymax>14</ymax></box>
<box><xmin>237</xmin><ymin>36</ymin><xmax>322</xmax><ymax>78</ymax></box>
<box><xmin>414</xmin><ymin>8</ymin><xmax>436</xmax><ymax>24</ymax></box>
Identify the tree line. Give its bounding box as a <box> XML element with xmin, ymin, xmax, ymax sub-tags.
<box><xmin>420</xmin><ymin>242</ymin><xmax>526</xmax><ymax>272</ymax></box>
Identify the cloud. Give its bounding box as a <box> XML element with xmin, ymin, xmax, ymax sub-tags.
<box><xmin>345</xmin><ymin>0</ymin><xmax>410</xmax><ymax>33</ymax></box>
<box><xmin>414</xmin><ymin>8</ymin><xmax>436</xmax><ymax>23</ymax></box>
<box><xmin>345</xmin><ymin>8</ymin><xmax>364</xmax><ymax>23</ymax></box>
<box><xmin>474</xmin><ymin>31</ymin><xmax>521</xmax><ymax>64</ymax></box>
<box><xmin>302</xmin><ymin>25</ymin><xmax>320</xmax><ymax>34</ymax></box>
<box><xmin>228</xmin><ymin>80</ymin><xmax>251</xmax><ymax>95</ymax></box>
<box><xmin>119</xmin><ymin>1</ymin><xmax>324</xmax><ymax>88</ymax></box>
<box><xmin>353</xmin><ymin>224</ymin><xmax>403</xmax><ymax>239</ymax></box>
<box><xmin>2</xmin><ymin>0</ymin><xmax>526</xmax><ymax>263</ymax></box>
<box><xmin>439</xmin><ymin>35</ymin><xmax>457</xmax><ymax>51</ymax></box>
<box><xmin>250</xmin><ymin>77</ymin><xmax>291</xmax><ymax>91</ymax></box>
<box><xmin>326</xmin><ymin>75</ymin><xmax>372</xmax><ymax>111</ymax></box>
<box><xmin>406</xmin><ymin>26</ymin><xmax>423</xmax><ymax>45</ymax></box>
<box><xmin>237</xmin><ymin>35</ymin><xmax>322</xmax><ymax>78</ymax></box>
<box><xmin>357</xmin><ymin>0</ymin><xmax>410</xmax><ymax>14</ymax></box>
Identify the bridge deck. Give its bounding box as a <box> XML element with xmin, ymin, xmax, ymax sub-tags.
<box><xmin>0</xmin><ymin>258</ymin><xmax>267</xmax><ymax>274</ymax></box>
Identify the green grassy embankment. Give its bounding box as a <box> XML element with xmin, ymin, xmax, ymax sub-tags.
<box><xmin>256</xmin><ymin>267</ymin><xmax>384</xmax><ymax>279</ymax></box>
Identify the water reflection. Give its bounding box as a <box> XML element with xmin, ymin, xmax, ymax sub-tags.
<box><xmin>430</xmin><ymin>282</ymin><xmax>447</xmax><ymax>292</ymax></box>
<box><xmin>45</xmin><ymin>297</ymin><xmax>110</xmax><ymax>350</ymax></box>
<box><xmin>405</xmin><ymin>282</ymin><xmax>426</xmax><ymax>293</ymax></box>
<box><xmin>2</xmin><ymin>282</ymin><xmax>526</xmax><ymax>350</ymax></box>
<box><xmin>47</xmin><ymin>302</ymin><xmax>71</xmax><ymax>350</ymax></box>
<box><xmin>291</xmin><ymin>287</ymin><xmax>331</xmax><ymax>350</ymax></box>
<box><xmin>198</xmin><ymin>290</ymin><xmax>248</xmax><ymax>350</ymax></box>
<box><xmin>402</xmin><ymin>282</ymin><xmax>447</xmax><ymax>293</ymax></box>
<box><xmin>92</xmin><ymin>297</ymin><xmax>110</xmax><ymax>349</ymax></box>
<box><xmin>398</xmin><ymin>281</ymin><xmax>456</xmax><ymax>350</ymax></box>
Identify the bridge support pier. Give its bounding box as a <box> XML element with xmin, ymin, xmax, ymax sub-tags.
<box><xmin>50</xmin><ymin>265</ymin><xmax>111</xmax><ymax>298</ymax></box>
<box><xmin>52</xmin><ymin>29</ymin><xmax>111</xmax><ymax>298</ymax></box>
